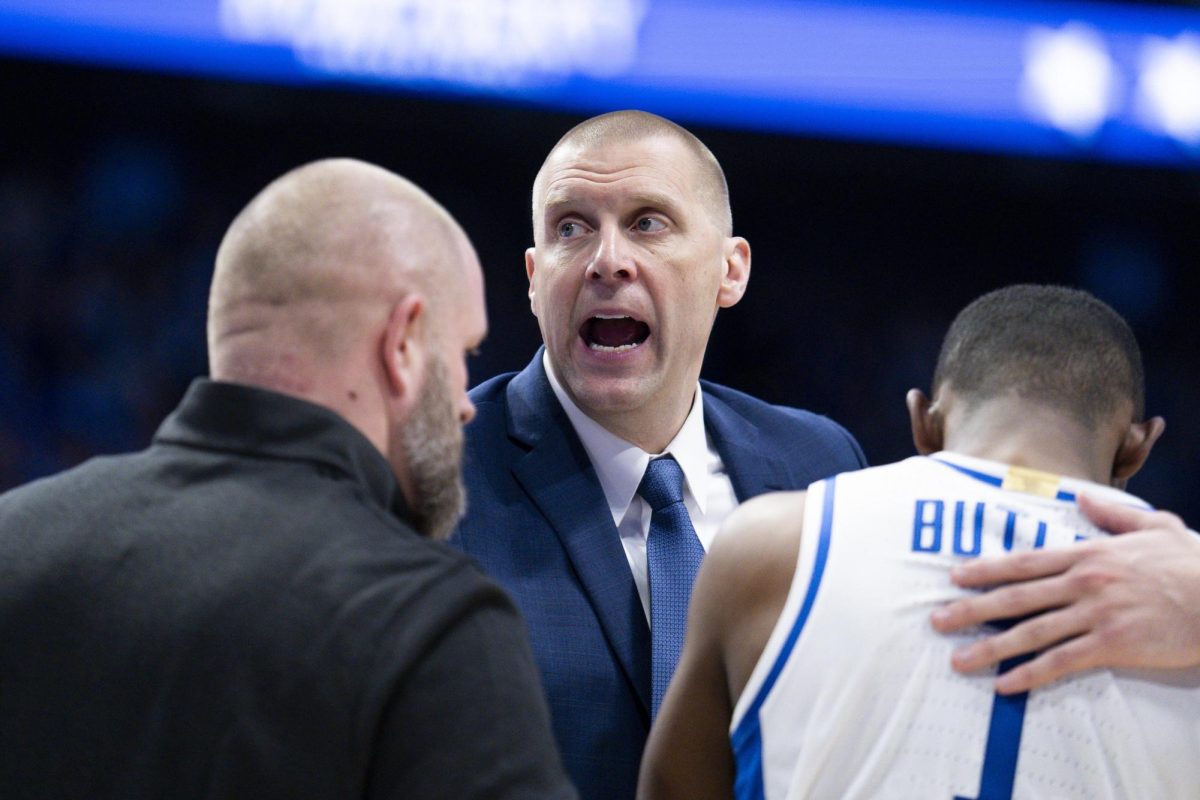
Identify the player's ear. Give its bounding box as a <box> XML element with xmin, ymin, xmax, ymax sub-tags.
<box><xmin>1111</xmin><ymin>415</ymin><xmax>1165</xmax><ymax>485</ymax></box>
<box><xmin>907</xmin><ymin>388</ymin><xmax>943</xmax><ymax>456</ymax></box>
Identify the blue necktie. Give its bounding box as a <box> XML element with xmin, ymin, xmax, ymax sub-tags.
<box><xmin>640</xmin><ymin>455</ymin><xmax>706</xmax><ymax>720</ymax></box>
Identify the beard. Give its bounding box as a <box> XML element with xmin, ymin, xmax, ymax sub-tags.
<box><xmin>401</xmin><ymin>354</ymin><xmax>467</xmax><ymax>541</ymax></box>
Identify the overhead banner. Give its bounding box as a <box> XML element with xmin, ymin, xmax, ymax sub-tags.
<box><xmin>1</xmin><ymin>0</ymin><xmax>1198</xmax><ymax>165</ymax></box>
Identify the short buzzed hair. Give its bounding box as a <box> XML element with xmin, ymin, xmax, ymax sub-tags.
<box><xmin>208</xmin><ymin>158</ymin><xmax>467</xmax><ymax>377</ymax></box>
<box><xmin>534</xmin><ymin>110</ymin><xmax>733</xmax><ymax>235</ymax></box>
<box><xmin>932</xmin><ymin>284</ymin><xmax>1145</xmax><ymax>426</ymax></box>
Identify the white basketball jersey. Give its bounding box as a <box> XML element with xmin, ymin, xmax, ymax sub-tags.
<box><xmin>730</xmin><ymin>452</ymin><xmax>1200</xmax><ymax>800</ymax></box>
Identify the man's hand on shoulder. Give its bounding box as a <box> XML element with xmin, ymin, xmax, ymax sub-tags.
<box><xmin>931</xmin><ymin>494</ymin><xmax>1200</xmax><ymax>694</ymax></box>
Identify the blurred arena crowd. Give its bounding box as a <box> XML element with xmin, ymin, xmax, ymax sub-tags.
<box><xmin>1</xmin><ymin>58</ymin><xmax>1197</xmax><ymax>520</ymax></box>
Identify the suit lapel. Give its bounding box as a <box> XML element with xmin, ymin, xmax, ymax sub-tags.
<box><xmin>506</xmin><ymin>354</ymin><xmax>652</xmax><ymax>719</ymax></box>
<box><xmin>702</xmin><ymin>386</ymin><xmax>791</xmax><ymax>502</ymax></box>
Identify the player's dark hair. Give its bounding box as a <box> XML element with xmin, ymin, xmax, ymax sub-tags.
<box><xmin>932</xmin><ymin>284</ymin><xmax>1145</xmax><ymax>426</ymax></box>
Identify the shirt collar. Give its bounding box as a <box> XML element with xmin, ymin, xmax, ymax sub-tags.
<box><xmin>929</xmin><ymin>450</ymin><xmax>1152</xmax><ymax>509</ymax></box>
<box><xmin>543</xmin><ymin>351</ymin><xmax>711</xmax><ymax>527</ymax></box>
<box><xmin>154</xmin><ymin>378</ymin><xmax>411</xmax><ymax>522</ymax></box>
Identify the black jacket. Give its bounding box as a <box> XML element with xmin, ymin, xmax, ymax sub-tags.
<box><xmin>0</xmin><ymin>379</ymin><xmax>575</xmax><ymax>800</ymax></box>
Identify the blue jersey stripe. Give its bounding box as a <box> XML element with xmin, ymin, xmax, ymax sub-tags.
<box><xmin>932</xmin><ymin>458</ymin><xmax>1075</xmax><ymax>502</ymax></box>
<box><xmin>731</xmin><ymin>477</ymin><xmax>838</xmax><ymax>800</ymax></box>
<box><xmin>931</xmin><ymin>457</ymin><xmax>1110</xmax><ymax>505</ymax></box>
<box><xmin>931</xmin><ymin>458</ymin><xmax>1003</xmax><ymax>488</ymax></box>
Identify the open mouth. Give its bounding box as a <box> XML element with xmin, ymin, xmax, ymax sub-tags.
<box><xmin>580</xmin><ymin>314</ymin><xmax>651</xmax><ymax>352</ymax></box>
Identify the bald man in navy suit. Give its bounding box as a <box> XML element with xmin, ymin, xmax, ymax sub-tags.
<box><xmin>449</xmin><ymin>111</ymin><xmax>865</xmax><ymax>800</ymax></box>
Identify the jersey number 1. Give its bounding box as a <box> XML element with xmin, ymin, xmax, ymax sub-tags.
<box><xmin>955</xmin><ymin>652</ymin><xmax>1034</xmax><ymax>800</ymax></box>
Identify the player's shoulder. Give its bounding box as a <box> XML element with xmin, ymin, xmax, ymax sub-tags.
<box><xmin>708</xmin><ymin>490</ymin><xmax>807</xmax><ymax>587</ymax></box>
<box><xmin>816</xmin><ymin>455</ymin><xmax>946</xmax><ymax>501</ymax></box>
<box><xmin>725</xmin><ymin>490</ymin><xmax>809</xmax><ymax>535</ymax></box>
<box><xmin>696</xmin><ymin>490</ymin><xmax>808</xmax><ymax>645</ymax></box>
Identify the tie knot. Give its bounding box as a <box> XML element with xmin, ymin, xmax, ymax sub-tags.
<box><xmin>639</xmin><ymin>456</ymin><xmax>686</xmax><ymax>512</ymax></box>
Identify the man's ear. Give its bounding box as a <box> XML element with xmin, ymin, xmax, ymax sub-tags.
<box><xmin>717</xmin><ymin>237</ymin><xmax>750</xmax><ymax>309</ymax></box>
<box><xmin>381</xmin><ymin>293</ymin><xmax>427</xmax><ymax>403</ymax></box>
<box><xmin>907</xmin><ymin>388</ymin><xmax>943</xmax><ymax>456</ymax></box>
<box><xmin>525</xmin><ymin>247</ymin><xmax>539</xmax><ymax>317</ymax></box>
<box><xmin>1112</xmin><ymin>415</ymin><xmax>1165</xmax><ymax>484</ymax></box>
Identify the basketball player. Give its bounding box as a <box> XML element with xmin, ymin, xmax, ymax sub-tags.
<box><xmin>638</xmin><ymin>284</ymin><xmax>1200</xmax><ymax>799</ymax></box>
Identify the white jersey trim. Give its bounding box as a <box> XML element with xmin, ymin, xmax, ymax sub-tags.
<box><xmin>730</xmin><ymin>477</ymin><xmax>837</xmax><ymax>800</ymax></box>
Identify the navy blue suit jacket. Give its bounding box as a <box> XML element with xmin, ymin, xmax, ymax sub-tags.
<box><xmin>450</xmin><ymin>352</ymin><xmax>866</xmax><ymax>800</ymax></box>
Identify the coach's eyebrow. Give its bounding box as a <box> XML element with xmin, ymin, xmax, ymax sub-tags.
<box><xmin>541</xmin><ymin>191</ymin><xmax>681</xmax><ymax>216</ymax></box>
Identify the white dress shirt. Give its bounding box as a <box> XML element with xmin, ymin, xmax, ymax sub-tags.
<box><xmin>543</xmin><ymin>352</ymin><xmax>739</xmax><ymax>623</ymax></box>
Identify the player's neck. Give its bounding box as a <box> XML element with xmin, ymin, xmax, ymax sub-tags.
<box><xmin>943</xmin><ymin>402</ymin><xmax>1114</xmax><ymax>486</ymax></box>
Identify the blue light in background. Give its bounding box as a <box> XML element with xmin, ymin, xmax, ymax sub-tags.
<box><xmin>0</xmin><ymin>0</ymin><xmax>1197</xmax><ymax>165</ymax></box>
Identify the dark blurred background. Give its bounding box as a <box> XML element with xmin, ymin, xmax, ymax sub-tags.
<box><xmin>1</xmin><ymin>0</ymin><xmax>1197</xmax><ymax>521</ymax></box>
